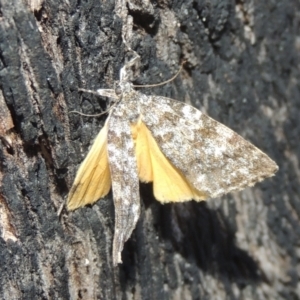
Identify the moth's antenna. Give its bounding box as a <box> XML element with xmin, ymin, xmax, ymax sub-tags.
<box><xmin>132</xmin><ymin>61</ymin><xmax>186</xmax><ymax>88</ymax></box>
<box><xmin>69</xmin><ymin>109</ymin><xmax>112</xmax><ymax>118</ymax></box>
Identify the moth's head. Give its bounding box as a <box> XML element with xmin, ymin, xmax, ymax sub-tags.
<box><xmin>114</xmin><ymin>81</ymin><xmax>133</xmax><ymax>96</ymax></box>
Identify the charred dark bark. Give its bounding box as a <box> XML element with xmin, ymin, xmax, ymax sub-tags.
<box><xmin>0</xmin><ymin>0</ymin><xmax>299</xmax><ymax>299</ymax></box>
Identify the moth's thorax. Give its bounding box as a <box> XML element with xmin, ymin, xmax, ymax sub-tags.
<box><xmin>112</xmin><ymin>81</ymin><xmax>142</xmax><ymax>123</ymax></box>
<box><xmin>114</xmin><ymin>81</ymin><xmax>133</xmax><ymax>96</ymax></box>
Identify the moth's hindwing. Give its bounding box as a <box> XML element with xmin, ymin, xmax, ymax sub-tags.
<box><xmin>132</xmin><ymin>118</ymin><xmax>208</xmax><ymax>202</ymax></box>
<box><xmin>67</xmin><ymin>120</ymin><xmax>111</xmax><ymax>211</ymax></box>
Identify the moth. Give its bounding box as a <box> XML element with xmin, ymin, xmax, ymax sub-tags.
<box><xmin>67</xmin><ymin>77</ymin><xmax>278</xmax><ymax>266</ymax></box>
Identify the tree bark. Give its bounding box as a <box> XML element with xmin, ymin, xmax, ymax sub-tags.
<box><xmin>0</xmin><ymin>0</ymin><xmax>298</xmax><ymax>299</ymax></box>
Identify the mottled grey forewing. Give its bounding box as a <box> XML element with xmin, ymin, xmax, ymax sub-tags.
<box><xmin>140</xmin><ymin>94</ymin><xmax>278</xmax><ymax>199</ymax></box>
<box><xmin>107</xmin><ymin>110</ymin><xmax>140</xmax><ymax>265</ymax></box>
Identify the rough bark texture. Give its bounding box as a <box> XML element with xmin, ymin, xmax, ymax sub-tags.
<box><xmin>0</xmin><ymin>0</ymin><xmax>299</xmax><ymax>299</ymax></box>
